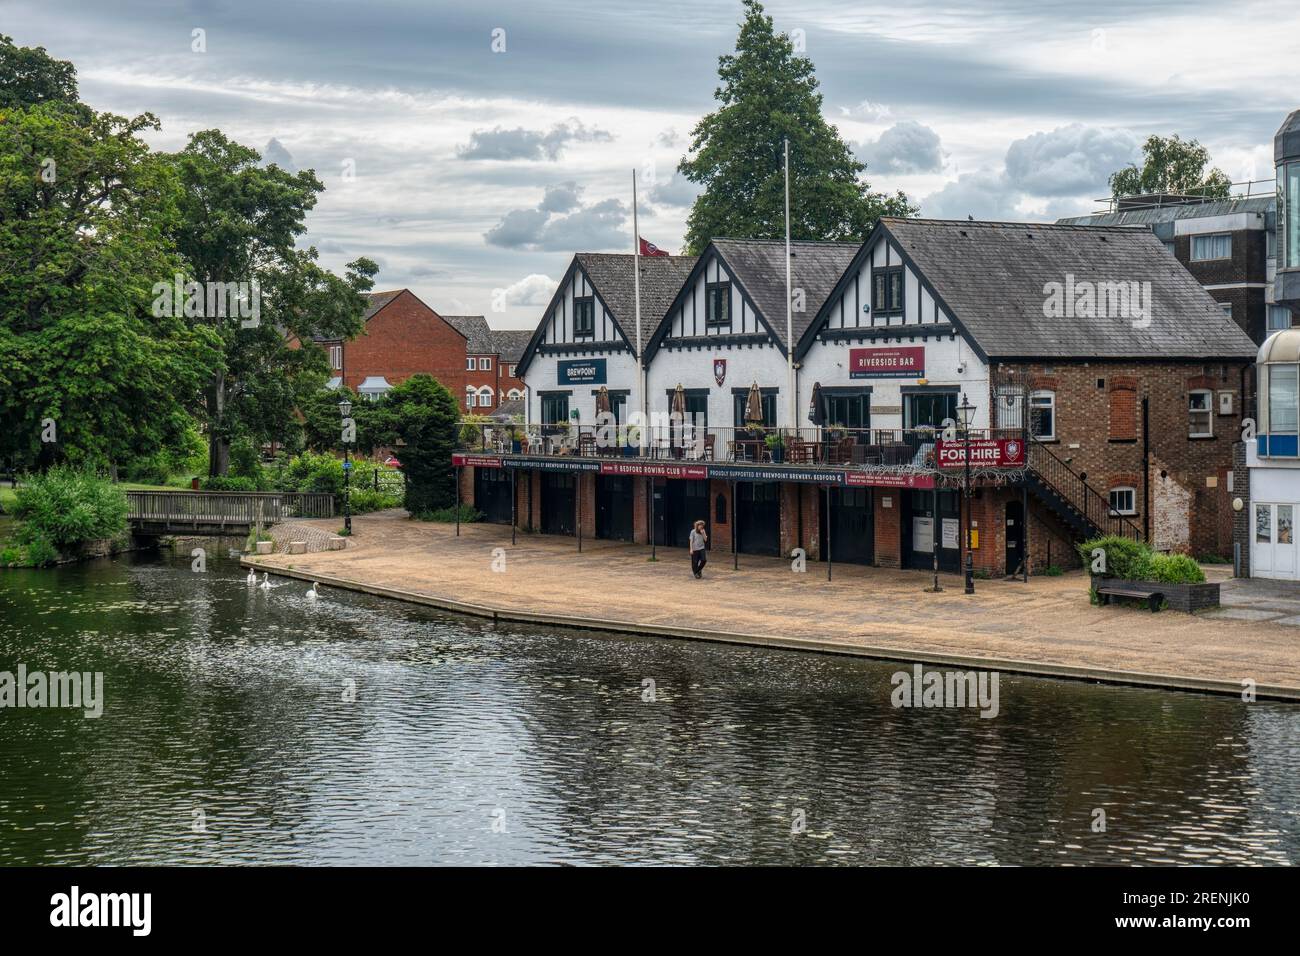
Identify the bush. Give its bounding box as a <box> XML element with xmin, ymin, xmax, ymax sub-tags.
<box><xmin>13</xmin><ymin>468</ymin><xmax>128</xmax><ymax>550</ymax></box>
<box><xmin>228</xmin><ymin>438</ymin><xmax>268</xmax><ymax>489</ymax></box>
<box><xmin>416</xmin><ymin>504</ymin><xmax>482</xmax><ymax>523</ymax></box>
<box><xmin>1078</xmin><ymin>534</ymin><xmax>1151</xmax><ymax>579</ymax></box>
<box><xmin>1143</xmin><ymin>553</ymin><xmax>1206</xmax><ymax>584</ymax></box>
<box><xmin>202</xmin><ymin>475</ymin><xmax>259</xmax><ymax>492</ymax></box>
<box><xmin>347</xmin><ymin>489</ymin><xmax>402</xmax><ymax>514</ymax></box>
<box><xmin>1043</xmin><ymin>565</ymin><xmax>1064</xmax><ymax>576</ymax></box>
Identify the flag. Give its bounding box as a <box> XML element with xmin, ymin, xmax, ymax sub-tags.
<box><xmin>639</xmin><ymin>237</ymin><xmax>669</xmax><ymax>257</ymax></box>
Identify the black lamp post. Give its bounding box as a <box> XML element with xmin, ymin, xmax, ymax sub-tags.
<box><xmin>338</xmin><ymin>396</ymin><xmax>353</xmax><ymax>535</ymax></box>
<box><xmin>958</xmin><ymin>393</ymin><xmax>975</xmax><ymax>595</ymax></box>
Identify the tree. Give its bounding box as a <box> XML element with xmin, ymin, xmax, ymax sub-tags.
<box><xmin>301</xmin><ymin>385</ymin><xmax>380</xmax><ymax>455</ymax></box>
<box><xmin>374</xmin><ymin>375</ymin><xmax>459</xmax><ymax>515</ymax></box>
<box><xmin>1109</xmin><ymin>134</ymin><xmax>1232</xmax><ymax>199</ymax></box>
<box><xmin>678</xmin><ymin>0</ymin><xmax>915</xmax><ymax>253</ymax></box>
<box><xmin>164</xmin><ymin>130</ymin><xmax>377</xmax><ymax>476</ymax></box>
<box><xmin>0</xmin><ymin>84</ymin><xmax>220</xmax><ymax>475</ymax></box>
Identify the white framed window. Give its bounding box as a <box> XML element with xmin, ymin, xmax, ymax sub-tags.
<box><xmin>1029</xmin><ymin>390</ymin><xmax>1055</xmax><ymax>441</ymax></box>
<box><xmin>507</xmin><ymin>388</ymin><xmax>523</xmax><ymax>400</ymax></box>
<box><xmin>466</xmin><ymin>357</ymin><xmax>475</xmax><ymax>371</ymax></box>
<box><xmin>1109</xmin><ymin>487</ymin><xmax>1137</xmax><ymax>516</ymax></box>
<box><xmin>1190</xmin><ymin>233</ymin><xmax>1232</xmax><ymax>261</ymax></box>
<box><xmin>1220</xmin><ymin>302</ymin><xmax>1233</xmax><ymax>320</ymax></box>
<box><xmin>1268</xmin><ymin>304</ymin><xmax>1293</xmax><ymax>332</ymax></box>
<box><xmin>476</xmin><ymin>386</ymin><xmax>494</xmax><ymax>408</ymax></box>
<box><xmin>1189</xmin><ymin>389</ymin><xmax>1213</xmax><ymax>437</ymax></box>
<box><xmin>329</xmin><ymin>345</ymin><xmax>343</xmax><ymax>370</ymax></box>
<box><xmin>509</xmin><ymin>365</ymin><xmax>517</xmax><ymax>377</ymax></box>
<box><xmin>480</xmin><ymin>357</ymin><xmax>493</xmax><ymax>371</ymax></box>
<box><xmin>465</xmin><ymin>386</ymin><xmax>476</xmax><ymax>409</ymax></box>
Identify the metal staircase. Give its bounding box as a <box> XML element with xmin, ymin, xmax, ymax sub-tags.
<box><xmin>1025</xmin><ymin>439</ymin><xmax>1144</xmax><ymax>542</ymax></box>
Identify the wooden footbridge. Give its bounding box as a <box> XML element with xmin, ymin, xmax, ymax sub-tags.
<box><xmin>126</xmin><ymin>491</ymin><xmax>335</xmax><ymax>536</ymax></box>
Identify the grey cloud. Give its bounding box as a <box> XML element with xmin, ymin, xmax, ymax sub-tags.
<box><xmin>539</xmin><ymin>181</ymin><xmax>582</xmax><ymax>213</ymax></box>
<box><xmin>922</xmin><ymin>171</ymin><xmax>1022</xmax><ymax>221</ymax></box>
<box><xmin>485</xmin><ymin>185</ymin><xmax>628</xmax><ymax>251</ymax></box>
<box><xmin>1003</xmin><ymin>123</ymin><xmax>1138</xmax><ymax>196</ymax></box>
<box><xmin>457</xmin><ymin>119</ymin><xmax>613</xmax><ymax>161</ymax></box>
<box><xmin>648</xmin><ymin>173</ymin><xmax>700</xmax><ymax>208</ymax></box>
<box><xmin>260</xmin><ymin>137</ymin><xmax>298</xmax><ymax>172</ymax></box>
<box><xmin>857</xmin><ymin>120</ymin><xmax>943</xmax><ymax>174</ymax></box>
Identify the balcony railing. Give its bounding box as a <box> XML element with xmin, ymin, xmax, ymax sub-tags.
<box><xmin>458</xmin><ymin>422</ymin><xmax>1024</xmax><ymax>470</ymax></box>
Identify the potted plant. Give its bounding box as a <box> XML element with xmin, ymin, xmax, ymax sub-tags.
<box><xmin>765</xmin><ymin>432</ymin><xmax>786</xmax><ymax>464</ymax></box>
<box><xmin>505</xmin><ymin>423</ymin><xmax>522</xmax><ymax>454</ymax></box>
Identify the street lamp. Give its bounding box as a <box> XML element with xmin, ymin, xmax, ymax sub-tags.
<box><xmin>958</xmin><ymin>393</ymin><xmax>976</xmax><ymax>595</ymax></box>
<box><xmin>338</xmin><ymin>397</ymin><xmax>353</xmax><ymax>535</ymax></box>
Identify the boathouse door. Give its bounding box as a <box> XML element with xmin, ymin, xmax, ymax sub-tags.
<box><xmin>656</xmin><ymin>479</ymin><xmax>710</xmax><ymax>548</ymax></box>
<box><xmin>735</xmin><ymin>481</ymin><xmax>780</xmax><ymax>556</ymax></box>
<box><xmin>820</xmin><ymin>486</ymin><xmax>874</xmax><ymax>564</ymax></box>
<box><xmin>595</xmin><ymin>475</ymin><xmax>634</xmax><ymax>542</ymax></box>
<box><xmin>540</xmin><ymin>472</ymin><xmax>576</xmax><ymax>536</ymax></box>
<box><xmin>474</xmin><ymin>468</ymin><xmax>513</xmax><ymax>525</ymax></box>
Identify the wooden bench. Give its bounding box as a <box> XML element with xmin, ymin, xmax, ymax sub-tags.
<box><xmin>1096</xmin><ymin>586</ymin><xmax>1163</xmax><ymax>612</ymax></box>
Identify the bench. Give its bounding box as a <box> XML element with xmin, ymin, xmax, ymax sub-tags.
<box><xmin>1096</xmin><ymin>586</ymin><xmax>1163</xmax><ymax>612</ymax></box>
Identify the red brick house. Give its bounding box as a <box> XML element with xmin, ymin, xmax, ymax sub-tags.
<box><xmin>443</xmin><ymin>314</ymin><xmax>530</xmax><ymax>413</ymax></box>
<box><xmin>319</xmin><ymin>289</ymin><xmax>467</xmax><ymax>401</ymax></box>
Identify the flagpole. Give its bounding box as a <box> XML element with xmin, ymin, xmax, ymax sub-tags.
<box><xmin>632</xmin><ymin>169</ymin><xmax>645</xmax><ymax>446</ymax></box>
<box><xmin>784</xmin><ymin>137</ymin><xmax>795</xmax><ymax>430</ymax></box>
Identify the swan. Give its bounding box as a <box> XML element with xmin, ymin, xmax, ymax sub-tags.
<box><xmin>306</xmin><ymin>582</ymin><xmax>319</xmax><ymax>600</ymax></box>
<box><xmin>246</xmin><ymin>568</ymin><xmax>257</xmax><ymax>586</ymax></box>
<box><xmin>259</xmin><ymin>572</ymin><xmax>273</xmax><ymax>590</ymax></box>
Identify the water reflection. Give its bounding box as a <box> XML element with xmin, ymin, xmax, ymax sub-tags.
<box><xmin>0</xmin><ymin>552</ymin><xmax>1295</xmax><ymax>866</ymax></box>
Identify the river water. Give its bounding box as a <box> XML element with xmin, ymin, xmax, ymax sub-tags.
<box><xmin>0</xmin><ymin>552</ymin><xmax>1296</xmax><ymax>866</ymax></box>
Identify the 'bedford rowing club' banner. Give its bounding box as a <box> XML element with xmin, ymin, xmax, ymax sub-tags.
<box><xmin>599</xmin><ymin>461</ymin><xmax>707</xmax><ymax>479</ymax></box>
<box><xmin>934</xmin><ymin>438</ymin><xmax>1026</xmax><ymax>468</ymax></box>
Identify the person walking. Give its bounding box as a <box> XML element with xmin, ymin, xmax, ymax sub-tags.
<box><xmin>689</xmin><ymin>519</ymin><xmax>708</xmax><ymax>578</ymax></box>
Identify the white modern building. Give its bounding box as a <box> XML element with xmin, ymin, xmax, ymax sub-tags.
<box><xmin>1247</xmin><ymin>329</ymin><xmax>1300</xmax><ymax>579</ymax></box>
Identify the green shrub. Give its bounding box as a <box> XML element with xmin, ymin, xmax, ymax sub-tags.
<box><xmin>1196</xmin><ymin>552</ymin><xmax>1230</xmax><ymax>565</ymax></box>
<box><xmin>1078</xmin><ymin>534</ymin><xmax>1151</xmax><ymax>579</ymax></box>
<box><xmin>13</xmin><ymin>468</ymin><xmax>128</xmax><ymax>549</ymax></box>
<box><xmin>228</xmin><ymin>438</ymin><xmax>268</xmax><ymax>489</ymax></box>
<box><xmin>1043</xmin><ymin>565</ymin><xmax>1064</xmax><ymax>576</ymax></box>
<box><xmin>1143</xmin><ymin>553</ymin><xmax>1206</xmax><ymax>584</ymax></box>
<box><xmin>202</xmin><ymin>475</ymin><xmax>259</xmax><ymax>492</ymax></box>
<box><xmin>347</xmin><ymin>489</ymin><xmax>402</xmax><ymax>514</ymax></box>
<box><xmin>23</xmin><ymin>535</ymin><xmax>59</xmax><ymax>566</ymax></box>
<box><xmin>416</xmin><ymin>504</ymin><xmax>482</xmax><ymax>523</ymax></box>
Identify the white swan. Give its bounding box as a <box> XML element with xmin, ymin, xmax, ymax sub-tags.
<box><xmin>259</xmin><ymin>572</ymin><xmax>273</xmax><ymax>590</ymax></box>
<box><xmin>246</xmin><ymin>568</ymin><xmax>257</xmax><ymax>586</ymax></box>
<box><xmin>306</xmin><ymin>582</ymin><xmax>319</xmax><ymax>600</ymax></box>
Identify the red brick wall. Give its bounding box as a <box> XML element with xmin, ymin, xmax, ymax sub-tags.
<box><xmin>578</xmin><ymin>473</ymin><xmax>596</xmax><ymax>540</ymax></box>
<box><xmin>710</xmin><ymin>480</ymin><xmax>733</xmax><ymax>553</ymax></box>
<box><xmin>458</xmin><ymin>464</ymin><xmax>475</xmax><ymax>508</ymax></box>
<box><xmin>874</xmin><ymin>491</ymin><xmax>901</xmax><ymax>568</ymax></box>
<box><xmin>344</xmin><ymin>291</ymin><xmax>467</xmax><ymax>399</ymax></box>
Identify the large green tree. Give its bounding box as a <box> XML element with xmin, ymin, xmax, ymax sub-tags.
<box><xmin>373</xmin><ymin>375</ymin><xmax>459</xmax><ymax>515</ymax></box>
<box><xmin>678</xmin><ymin>0</ymin><xmax>915</xmax><ymax>253</ymax></box>
<box><xmin>1109</xmin><ymin>134</ymin><xmax>1232</xmax><ymax>199</ymax></box>
<box><xmin>0</xmin><ymin>40</ymin><xmax>219</xmax><ymax>477</ymax></box>
<box><xmin>164</xmin><ymin>131</ymin><xmax>377</xmax><ymax>476</ymax></box>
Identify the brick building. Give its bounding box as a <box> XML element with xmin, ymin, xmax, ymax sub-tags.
<box><xmin>319</xmin><ymin>289</ymin><xmax>467</xmax><ymax>400</ymax></box>
<box><xmin>443</xmin><ymin>314</ymin><xmax>530</xmax><ymax>412</ymax></box>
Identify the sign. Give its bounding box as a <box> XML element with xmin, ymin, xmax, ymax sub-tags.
<box><xmin>558</xmin><ymin>358</ymin><xmax>607</xmax><ymax>385</ymax></box>
<box><xmin>599</xmin><ymin>461</ymin><xmax>707</xmax><ymax>479</ymax></box>
<box><xmin>708</xmin><ymin>465</ymin><xmax>845</xmax><ymax>484</ymax></box>
<box><xmin>935</xmin><ymin>438</ymin><xmax>1026</xmax><ymax>468</ymax></box>
<box><xmin>501</xmin><ymin>456</ymin><xmax>600</xmax><ymax>473</ymax></box>
<box><xmin>912</xmin><ymin>517</ymin><xmax>933</xmax><ymax>552</ymax></box>
<box><xmin>941</xmin><ymin>517</ymin><xmax>959</xmax><ymax>549</ymax></box>
<box><xmin>845</xmin><ymin>471</ymin><xmax>935</xmax><ymax>489</ymax></box>
<box><xmin>342</xmin><ymin>460</ymin><xmax>353</xmax><ymax>470</ymax></box>
<box><xmin>452</xmin><ymin>454</ymin><xmax>502</xmax><ymax>468</ymax></box>
<box><xmin>713</xmin><ymin>358</ymin><xmax>727</xmax><ymax>386</ymax></box>
<box><xmin>849</xmin><ymin>346</ymin><xmax>924</xmax><ymax>379</ymax></box>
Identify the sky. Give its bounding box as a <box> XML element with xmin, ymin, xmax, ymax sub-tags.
<box><xmin>4</xmin><ymin>0</ymin><xmax>1297</xmax><ymax>328</ymax></box>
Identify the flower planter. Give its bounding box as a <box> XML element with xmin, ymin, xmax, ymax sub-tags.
<box><xmin>768</xmin><ymin>447</ymin><xmax>784</xmax><ymax>464</ymax></box>
<box><xmin>1089</xmin><ymin>575</ymin><xmax>1220</xmax><ymax>613</ymax></box>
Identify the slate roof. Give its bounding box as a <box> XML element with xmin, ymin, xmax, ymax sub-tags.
<box><xmin>879</xmin><ymin>218</ymin><xmax>1257</xmax><ymax>360</ymax></box>
<box><xmin>493</xmin><ymin>329</ymin><xmax>533</xmax><ymax>363</ymax></box>
<box><xmin>573</xmin><ymin>253</ymin><xmax>698</xmax><ymax>354</ymax></box>
<box><xmin>709</xmin><ymin>239</ymin><xmax>860</xmax><ymax>349</ymax></box>
<box><xmin>442</xmin><ymin>314</ymin><xmax>494</xmax><ymax>353</ymax></box>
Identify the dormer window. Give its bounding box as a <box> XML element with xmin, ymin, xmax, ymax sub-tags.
<box><xmin>573</xmin><ymin>296</ymin><xmax>595</xmax><ymax>337</ymax></box>
<box><xmin>706</xmin><ymin>281</ymin><xmax>731</xmax><ymax>327</ymax></box>
<box><xmin>872</xmin><ymin>266</ymin><xmax>904</xmax><ymax>314</ymax></box>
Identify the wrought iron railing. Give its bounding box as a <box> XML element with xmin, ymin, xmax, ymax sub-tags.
<box><xmin>1027</xmin><ymin>441</ymin><xmax>1143</xmax><ymax>541</ymax></box>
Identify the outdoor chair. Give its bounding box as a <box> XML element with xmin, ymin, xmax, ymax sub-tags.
<box><xmin>578</xmin><ymin>433</ymin><xmax>596</xmax><ymax>457</ymax></box>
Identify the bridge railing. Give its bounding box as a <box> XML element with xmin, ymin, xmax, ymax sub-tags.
<box><xmin>126</xmin><ymin>491</ymin><xmax>335</xmax><ymax>525</ymax></box>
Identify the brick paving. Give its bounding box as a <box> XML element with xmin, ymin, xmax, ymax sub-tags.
<box><xmin>250</xmin><ymin>510</ymin><xmax>1300</xmax><ymax>693</ymax></box>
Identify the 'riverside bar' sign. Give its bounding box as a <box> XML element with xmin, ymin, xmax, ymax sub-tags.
<box><xmin>849</xmin><ymin>346</ymin><xmax>924</xmax><ymax>379</ymax></box>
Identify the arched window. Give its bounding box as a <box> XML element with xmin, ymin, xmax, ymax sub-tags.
<box><xmin>477</xmin><ymin>386</ymin><xmax>494</xmax><ymax>408</ymax></box>
<box><xmin>507</xmin><ymin>388</ymin><xmax>523</xmax><ymax>401</ymax></box>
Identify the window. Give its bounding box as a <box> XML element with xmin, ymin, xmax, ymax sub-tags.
<box><xmin>1288</xmin><ymin>161</ymin><xmax>1300</xmax><ymax>269</ymax></box>
<box><xmin>1268</xmin><ymin>305</ymin><xmax>1293</xmax><ymax>332</ymax></box>
<box><xmin>825</xmin><ymin>392</ymin><xmax>870</xmax><ymax>431</ymax></box>
<box><xmin>540</xmin><ymin>393</ymin><xmax>569</xmax><ymax>425</ymax></box>
<box><xmin>872</xmin><ymin>266</ymin><xmax>904</xmax><ymax>313</ymax></box>
<box><xmin>705</xmin><ymin>282</ymin><xmax>731</xmax><ymax>327</ymax></box>
<box><xmin>476</xmin><ymin>386</ymin><xmax>494</xmax><ymax>408</ymax></box>
<box><xmin>507</xmin><ymin>388</ymin><xmax>523</xmax><ymax>401</ymax></box>
<box><xmin>905</xmin><ymin>392</ymin><xmax>957</xmax><ymax>430</ymax></box>
<box><xmin>1268</xmin><ymin>365</ymin><xmax>1299</xmax><ymax>434</ymax></box>
<box><xmin>1029</xmin><ymin>390</ymin><xmax>1055</xmax><ymax>441</ymax></box>
<box><xmin>1190</xmin><ymin>233</ymin><xmax>1232</xmax><ymax>261</ymax></box>
<box><xmin>1220</xmin><ymin>302</ymin><xmax>1233</xmax><ymax>320</ymax></box>
<box><xmin>1189</xmin><ymin>389</ymin><xmax>1213</xmax><ymax>437</ymax></box>
<box><xmin>329</xmin><ymin>345</ymin><xmax>342</xmax><ymax>370</ymax></box>
<box><xmin>466</xmin><ymin>357</ymin><xmax>475</xmax><ymax>371</ymax></box>
<box><xmin>573</xmin><ymin>297</ymin><xmax>595</xmax><ymax>336</ymax></box>
<box><xmin>465</xmin><ymin>386</ymin><xmax>476</xmax><ymax>409</ymax></box>
<box><xmin>733</xmin><ymin>390</ymin><xmax>777</xmax><ymax>429</ymax></box>
<box><xmin>479</xmin><ymin>357</ymin><xmax>492</xmax><ymax>371</ymax></box>
<box><xmin>509</xmin><ymin>365</ymin><xmax>517</xmax><ymax>377</ymax></box>
<box><xmin>1109</xmin><ymin>487</ymin><xmax>1136</xmax><ymax>516</ymax></box>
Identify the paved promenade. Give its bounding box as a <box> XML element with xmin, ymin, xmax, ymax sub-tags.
<box><xmin>246</xmin><ymin>511</ymin><xmax>1300</xmax><ymax>698</ymax></box>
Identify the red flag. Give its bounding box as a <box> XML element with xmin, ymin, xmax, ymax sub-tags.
<box><xmin>639</xmin><ymin>237</ymin><xmax>670</xmax><ymax>257</ymax></box>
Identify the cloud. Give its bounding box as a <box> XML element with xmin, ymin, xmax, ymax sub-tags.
<box><xmin>485</xmin><ymin>184</ymin><xmax>630</xmax><ymax>251</ymax></box>
<box><xmin>500</xmin><ymin>273</ymin><xmax>557</xmax><ymax>307</ymax></box>
<box><xmin>457</xmin><ymin>119</ymin><xmax>613</xmax><ymax>161</ymax></box>
<box><xmin>1003</xmin><ymin>123</ymin><xmax>1139</xmax><ymax>196</ymax></box>
<box><xmin>656</xmin><ymin>127</ymin><xmax>684</xmax><ymax>147</ymax></box>
<box><xmin>922</xmin><ymin>170</ymin><xmax>1022</xmax><ymax>221</ymax></box>
<box><xmin>260</xmin><ymin>137</ymin><xmax>298</xmax><ymax>172</ymax></box>
<box><xmin>648</xmin><ymin>173</ymin><xmax>700</xmax><ymax>208</ymax></box>
<box><xmin>839</xmin><ymin>100</ymin><xmax>893</xmax><ymax>122</ymax></box>
<box><xmin>857</xmin><ymin>120</ymin><xmax>944</xmax><ymax>174</ymax></box>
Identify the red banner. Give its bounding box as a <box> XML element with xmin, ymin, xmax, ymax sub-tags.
<box><xmin>845</xmin><ymin>471</ymin><xmax>935</xmax><ymax>489</ymax></box>
<box><xmin>452</xmin><ymin>454</ymin><xmax>503</xmax><ymax>468</ymax></box>
<box><xmin>849</xmin><ymin>346</ymin><xmax>924</xmax><ymax>379</ymax></box>
<box><xmin>599</xmin><ymin>461</ymin><xmax>707</xmax><ymax>479</ymax></box>
<box><xmin>935</xmin><ymin>438</ymin><xmax>1026</xmax><ymax>468</ymax></box>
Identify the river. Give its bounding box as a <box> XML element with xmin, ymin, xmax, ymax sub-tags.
<box><xmin>0</xmin><ymin>551</ymin><xmax>1295</xmax><ymax>865</ymax></box>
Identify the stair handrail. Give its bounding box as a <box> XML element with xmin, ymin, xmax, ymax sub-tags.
<box><xmin>1027</xmin><ymin>437</ymin><xmax>1144</xmax><ymax>541</ymax></box>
